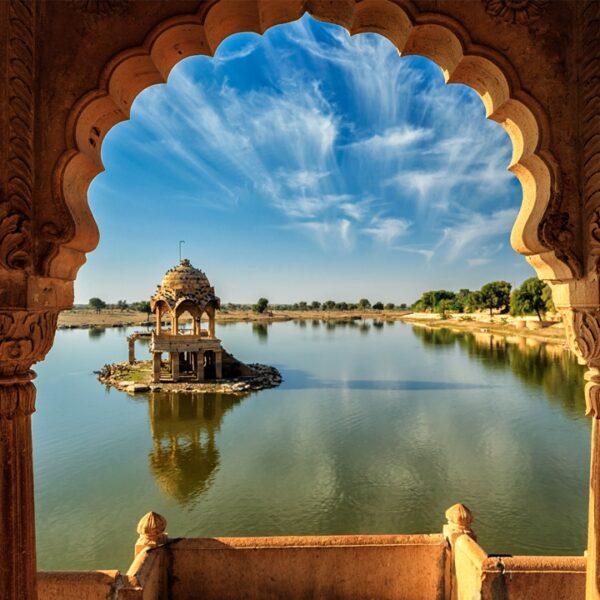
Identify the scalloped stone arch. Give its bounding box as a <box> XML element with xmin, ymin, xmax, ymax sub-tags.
<box><xmin>52</xmin><ymin>0</ymin><xmax>569</xmax><ymax>285</ymax></box>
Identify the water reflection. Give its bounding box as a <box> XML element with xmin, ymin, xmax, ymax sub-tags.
<box><xmin>144</xmin><ymin>392</ymin><xmax>247</xmax><ymax>504</ymax></box>
<box><xmin>252</xmin><ymin>323</ymin><xmax>269</xmax><ymax>343</ymax></box>
<box><xmin>411</xmin><ymin>326</ymin><xmax>585</xmax><ymax>417</ymax></box>
<box><xmin>88</xmin><ymin>327</ymin><xmax>106</xmax><ymax>340</ymax></box>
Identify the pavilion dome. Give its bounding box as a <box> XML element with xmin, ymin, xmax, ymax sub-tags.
<box><xmin>150</xmin><ymin>259</ymin><xmax>220</xmax><ymax>311</ymax></box>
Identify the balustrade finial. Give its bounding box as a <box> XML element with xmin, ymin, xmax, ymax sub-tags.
<box><xmin>135</xmin><ymin>511</ymin><xmax>168</xmax><ymax>555</ymax></box>
<box><xmin>444</xmin><ymin>503</ymin><xmax>476</xmax><ymax>545</ymax></box>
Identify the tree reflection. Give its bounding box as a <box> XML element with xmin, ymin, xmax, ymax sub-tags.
<box><xmin>411</xmin><ymin>326</ymin><xmax>585</xmax><ymax>417</ymax></box>
<box><xmin>88</xmin><ymin>327</ymin><xmax>106</xmax><ymax>340</ymax></box>
<box><xmin>252</xmin><ymin>323</ymin><xmax>269</xmax><ymax>343</ymax></box>
<box><xmin>146</xmin><ymin>392</ymin><xmax>247</xmax><ymax>504</ymax></box>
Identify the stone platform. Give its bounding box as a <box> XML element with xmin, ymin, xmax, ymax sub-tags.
<box><xmin>97</xmin><ymin>361</ymin><xmax>282</xmax><ymax>395</ymax></box>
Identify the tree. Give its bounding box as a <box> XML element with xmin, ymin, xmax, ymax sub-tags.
<box><xmin>323</xmin><ymin>300</ymin><xmax>336</xmax><ymax>310</ymax></box>
<box><xmin>384</xmin><ymin>303</ymin><xmax>395</xmax><ymax>310</ymax></box>
<box><xmin>310</xmin><ymin>301</ymin><xmax>321</xmax><ymax>310</ymax></box>
<box><xmin>479</xmin><ymin>281</ymin><xmax>511</xmax><ymax>317</ymax></box>
<box><xmin>463</xmin><ymin>291</ymin><xmax>482</xmax><ymax>313</ymax></box>
<box><xmin>117</xmin><ymin>299</ymin><xmax>128</xmax><ymax>312</ymax></box>
<box><xmin>372</xmin><ymin>301</ymin><xmax>384</xmax><ymax>310</ymax></box>
<box><xmin>437</xmin><ymin>298</ymin><xmax>453</xmax><ymax>319</ymax></box>
<box><xmin>298</xmin><ymin>301</ymin><xmax>308</xmax><ymax>311</ymax></box>
<box><xmin>335</xmin><ymin>302</ymin><xmax>349</xmax><ymax>310</ymax></box>
<box><xmin>89</xmin><ymin>297</ymin><xmax>106</xmax><ymax>313</ymax></box>
<box><xmin>253</xmin><ymin>297</ymin><xmax>269</xmax><ymax>314</ymax></box>
<box><xmin>358</xmin><ymin>298</ymin><xmax>371</xmax><ymax>310</ymax></box>
<box><xmin>510</xmin><ymin>277</ymin><xmax>551</xmax><ymax>322</ymax></box>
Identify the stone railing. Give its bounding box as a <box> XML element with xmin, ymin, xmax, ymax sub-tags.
<box><xmin>37</xmin><ymin>507</ymin><xmax>587</xmax><ymax>600</ymax></box>
<box><xmin>445</xmin><ymin>504</ymin><xmax>586</xmax><ymax>600</ymax></box>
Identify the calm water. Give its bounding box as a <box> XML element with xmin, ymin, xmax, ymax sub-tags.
<box><xmin>33</xmin><ymin>320</ymin><xmax>590</xmax><ymax>571</ymax></box>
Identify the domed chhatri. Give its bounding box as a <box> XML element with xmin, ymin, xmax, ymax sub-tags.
<box><xmin>150</xmin><ymin>259</ymin><xmax>224</xmax><ymax>384</ymax></box>
<box><xmin>152</xmin><ymin>259</ymin><xmax>219</xmax><ymax>311</ymax></box>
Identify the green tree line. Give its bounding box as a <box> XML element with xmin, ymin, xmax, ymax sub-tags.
<box><xmin>411</xmin><ymin>277</ymin><xmax>554</xmax><ymax>321</ymax></box>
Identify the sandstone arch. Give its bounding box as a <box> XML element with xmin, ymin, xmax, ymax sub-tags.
<box><xmin>53</xmin><ymin>0</ymin><xmax>573</xmax><ymax>287</ymax></box>
<box><xmin>1</xmin><ymin>2</ymin><xmax>600</xmax><ymax>599</ymax></box>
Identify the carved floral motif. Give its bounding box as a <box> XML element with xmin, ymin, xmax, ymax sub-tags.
<box><xmin>0</xmin><ymin>311</ymin><xmax>58</xmax><ymax>377</ymax></box>
<box><xmin>482</xmin><ymin>0</ymin><xmax>548</xmax><ymax>24</ymax></box>
<box><xmin>538</xmin><ymin>206</ymin><xmax>581</xmax><ymax>278</ymax></box>
<box><xmin>3</xmin><ymin>0</ymin><xmax>35</xmax><ymax>270</ymax></box>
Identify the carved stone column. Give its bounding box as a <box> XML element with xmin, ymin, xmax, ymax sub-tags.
<box><xmin>0</xmin><ymin>309</ymin><xmax>58</xmax><ymax>600</ymax></box>
<box><xmin>563</xmin><ymin>308</ymin><xmax>600</xmax><ymax>600</ymax></box>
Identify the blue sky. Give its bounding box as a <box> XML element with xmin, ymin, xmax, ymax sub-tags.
<box><xmin>80</xmin><ymin>15</ymin><xmax>533</xmax><ymax>305</ymax></box>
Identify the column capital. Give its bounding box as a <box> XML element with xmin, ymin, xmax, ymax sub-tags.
<box><xmin>561</xmin><ymin>307</ymin><xmax>600</xmax><ymax>418</ymax></box>
<box><xmin>0</xmin><ymin>309</ymin><xmax>58</xmax><ymax>381</ymax></box>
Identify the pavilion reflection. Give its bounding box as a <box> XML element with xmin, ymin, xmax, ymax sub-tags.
<box><xmin>146</xmin><ymin>391</ymin><xmax>248</xmax><ymax>504</ymax></box>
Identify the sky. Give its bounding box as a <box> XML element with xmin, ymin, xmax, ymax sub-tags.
<box><xmin>80</xmin><ymin>14</ymin><xmax>534</xmax><ymax>305</ymax></box>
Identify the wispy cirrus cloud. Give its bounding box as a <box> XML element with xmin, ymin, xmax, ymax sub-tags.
<box><xmin>93</xmin><ymin>12</ymin><xmax>522</xmax><ymax>304</ymax></box>
<box><xmin>363</xmin><ymin>217</ymin><xmax>411</xmax><ymax>245</ymax></box>
<box><xmin>348</xmin><ymin>126</ymin><xmax>433</xmax><ymax>152</ymax></box>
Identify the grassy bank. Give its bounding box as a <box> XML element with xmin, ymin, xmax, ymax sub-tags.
<box><xmin>398</xmin><ymin>313</ymin><xmax>567</xmax><ymax>346</ymax></box>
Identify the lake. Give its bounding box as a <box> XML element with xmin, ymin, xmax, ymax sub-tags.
<box><xmin>33</xmin><ymin>319</ymin><xmax>590</xmax><ymax>571</ymax></box>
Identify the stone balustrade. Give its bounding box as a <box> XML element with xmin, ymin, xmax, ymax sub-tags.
<box><xmin>36</xmin><ymin>506</ymin><xmax>587</xmax><ymax>600</ymax></box>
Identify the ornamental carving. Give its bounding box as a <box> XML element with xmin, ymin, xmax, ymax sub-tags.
<box><xmin>563</xmin><ymin>308</ymin><xmax>600</xmax><ymax>368</ymax></box>
<box><xmin>562</xmin><ymin>308</ymin><xmax>600</xmax><ymax>417</ymax></box>
<box><xmin>0</xmin><ymin>311</ymin><xmax>58</xmax><ymax>377</ymax></box>
<box><xmin>583</xmin><ymin>0</ymin><xmax>600</xmax><ymax>274</ymax></box>
<box><xmin>538</xmin><ymin>204</ymin><xmax>581</xmax><ymax>278</ymax></box>
<box><xmin>69</xmin><ymin>0</ymin><xmax>131</xmax><ymax>15</ymax></box>
<box><xmin>3</xmin><ymin>0</ymin><xmax>35</xmax><ymax>271</ymax></box>
<box><xmin>482</xmin><ymin>0</ymin><xmax>548</xmax><ymax>24</ymax></box>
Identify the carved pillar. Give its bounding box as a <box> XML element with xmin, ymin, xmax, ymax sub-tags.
<box><xmin>0</xmin><ymin>309</ymin><xmax>58</xmax><ymax>600</ymax></box>
<box><xmin>152</xmin><ymin>353</ymin><xmax>161</xmax><ymax>383</ymax></box>
<box><xmin>197</xmin><ymin>352</ymin><xmax>204</xmax><ymax>382</ymax></box>
<box><xmin>563</xmin><ymin>309</ymin><xmax>600</xmax><ymax>600</ymax></box>
<box><xmin>215</xmin><ymin>350</ymin><xmax>222</xmax><ymax>379</ymax></box>
<box><xmin>170</xmin><ymin>352</ymin><xmax>179</xmax><ymax>382</ymax></box>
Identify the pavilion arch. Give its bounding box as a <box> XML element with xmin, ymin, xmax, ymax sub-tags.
<box><xmin>52</xmin><ymin>0</ymin><xmax>576</xmax><ymax>290</ymax></box>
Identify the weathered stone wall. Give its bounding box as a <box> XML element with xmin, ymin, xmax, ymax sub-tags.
<box><xmin>167</xmin><ymin>534</ymin><xmax>447</xmax><ymax>600</ymax></box>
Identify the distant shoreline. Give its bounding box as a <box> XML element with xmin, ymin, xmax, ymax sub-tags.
<box><xmin>57</xmin><ymin>308</ymin><xmax>568</xmax><ymax>345</ymax></box>
<box><xmin>57</xmin><ymin>308</ymin><xmax>412</xmax><ymax>328</ymax></box>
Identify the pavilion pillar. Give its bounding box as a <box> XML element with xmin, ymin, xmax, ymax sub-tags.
<box><xmin>0</xmin><ymin>308</ymin><xmax>59</xmax><ymax>600</ymax></box>
<box><xmin>128</xmin><ymin>336</ymin><xmax>136</xmax><ymax>364</ymax></box>
<box><xmin>152</xmin><ymin>353</ymin><xmax>161</xmax><ymax>383</ymax></box>
<box><xmin>215</xmin><ymin>350</ymin><xmax>222</xmax><ymax>379</ymax></box>
<box><xmin>196</xmin><ymin>352</ymin><xmax>204</xmax><ymax>382</ymax></box>
<box><xmin>170</xmin><ymin>352</ymin><xmax>179</xmax><ymax>382</ymax></box>
<box><xmin>209</xmin><ymin>316</ymin><xmax>215</xmax><ymax>339</ymax></box>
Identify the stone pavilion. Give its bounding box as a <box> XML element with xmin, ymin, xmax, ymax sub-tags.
<box><xmin>150</xmin><ymin>259</ymin><xmax>223</xmax><ymax>383</ymax></box>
